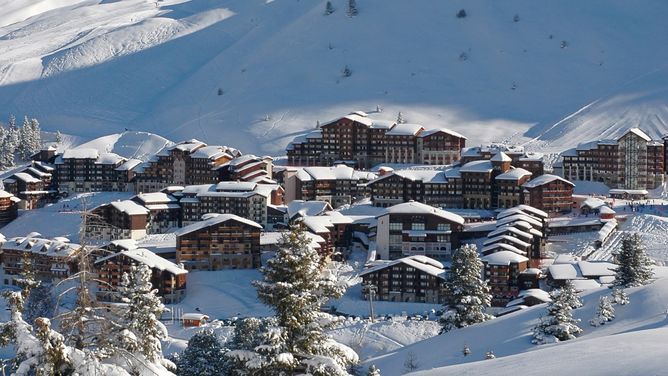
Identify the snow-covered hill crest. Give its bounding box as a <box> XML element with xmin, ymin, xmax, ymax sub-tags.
<box><xmin>1</xmin><ymin>0</ymin><xmax>667</xmax><ymax>154</ymax></box>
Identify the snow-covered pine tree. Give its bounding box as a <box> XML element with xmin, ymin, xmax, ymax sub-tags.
<box><xmin>115</xmin><ymin>263</ymin><xmax>172</xmax><ymax>371</ymax></box>
<box><xmin>348</xmin><ymin>0</ymin><xmax>358</xmax><ymax>17</ymax></box>
<box><xmin>485</xmin><ymin>350</ymin><xmax>495</xmax><ymax>359</ymax></box>
<box><xmin>176</xmin><ymin>329</ymin><xmax>228</xmax><ymax>376</ymax></box>
<box><xmin>324</xmin><ymin>1</ymin><xmax>335</xmax><ymax>15</ymax></box>
<box><xmin>589</xmin><ymin>296</ymin><xmax>615</xmax><ymax>327</ymax></box>
<box><xmin>555</xmin><ymin>279</ymin><xmax>583</xmax><ymax>310</ymax></box>
<box><xmin>7</xmin><ymin>114</ymin><xmax>19</xmax><ymax>159</ymax></box>
<box><xmin>462</xmin><ymin>344</ymin><xmax>471</xmax><ymax>356</ymax></box>
<box><xmin>17</xmin><ymin>116</ymin><xmax>32</xmax><ymax>160</ymax></box>
<box><xmin>613</xmin><ymin>233</ymin><xmax>654</xmax><ymax>288</ymax></box>
<box><xmin>366</xmin><ymin>364</ymin><xmax>381</xmax><ymax>376</ymax></box>
<box><xmin>28</xmin><ymin>118</ymin><xmax>42</xmax><ymax>157</ymax></box>
<box><xmin>532</xmin><ymin>281</ymin><xmax>582</xmax><ymax>344</ymax></box>
<box><xmin>440</xmin><ymin>244</ymin><xmax>493</xmax><ymax>333</ymax></box>
<box><xmin>611</xmin><ymin>287</ymin><xmax>630</xmax><ymax>305</ymax></box>
<box><xmin>24</xmin><ymin>283</ymin><xmax>54</xmax><ymax>325</ymax></box>
<box><xmin>237</xmin><ymin>224</ymin><xmax>358</xmax><ymax>376</ymax></box>
<box><xmin>55</xmin><ymin>130</ymin><xmax>63</xmax><ymax>144</ymax></box>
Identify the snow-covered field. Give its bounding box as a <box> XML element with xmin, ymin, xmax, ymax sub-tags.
<box><xmin>1</xmin><ymin>0</ymin><xmax>667</xmax><ymax>154</ymax></box>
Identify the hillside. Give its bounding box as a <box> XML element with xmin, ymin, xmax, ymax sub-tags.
<box><xmin>75</xmin><ymin>131</ymin><xmax>173</xmax><ymax>161</ymax></box>
<box><xmin>1</xmin><ymin>0</ymin><xmax>667</xmax><ymax>154</ymax></box>
<box><xmin>366</xmin><ymin>272</ymin><xmax>668</xmax><ymax>375</ymax></box>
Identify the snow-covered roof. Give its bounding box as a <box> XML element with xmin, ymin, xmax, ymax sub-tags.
<box><xmin>496</xmin><ymin>214</ymin><xmax>543</xmax><ymax>228</ymax></box>
<box><xmin>360</xmin><ymin>255</ymin><xmax>447</xmax><ymax>278</ymax></box>
<box><xmin>487</xmin><ymin>225</ymin><xmax>533</xmax><ymax>240</ymax></box>
<box><xmin>369</xmin><ymin>169</ymin><xmax>448</xmax><ymax>185</ymax></box>
<box><xmin>190</xmin><ymin>145</ymin><xmax>234</xmax><ymax>160</ymax></box>
<box><xmin>62</xmin><ymin>148</ymin><xmax>99</xmax><ymax>159</ymax></box>
<box><xmin>110</xmin><ymin>239</ymin><xmax>138</xmax><ymax>250</ymax></box>
<box><xmin>298</xmin><ymin>165</ymin><xmax>376</xmax><ymax>181</ymax></box>
<box><xmin>97</xmin><ymin>248</ymin><xmax>187</xmax><ymax>275</ymax></box>
<box><xmin>623</xmin><ymin>128</ymin><xmax>652</xmax><ymax>142</ymax></box>
<box><xmin>519</xmin><ymin>152</ymin><xmax>543</xmax><ymax>161</ymax></box>
<box><xmin>11</xmin><ymin>172</ymin><xmax>41</xmax><ymax>183</ymax></box>
<box><xmin>577</xmin><ymin>261</ymin><xmax>617</xmax><ymax>277</ymax></box>
<box><xmin>260</xmin><ymin>231</ymin><xmax>323</xmax><ymax>249</ymax></box>
<box><xmin>115</xmin><ymin>159</ymin><xmax>142</xmax><ymax>171</ymax></box>
<box><xmin>481</xmin><ymin>251</ymin><xmax>529</xmax><ymax>266</ymax></box>
<box><xmin>26</xmin><ymin>167</ymin><xmax>51</xmax><ymax>178</ymax></box>
<box><xmin>481</xmin><ymin>243</ymin><xmax>526</xmax><ymax>256</ymax></box>
<box><xmin>518</xmin><ymin>288</ymin><xmax>551</xmax><ymax>301</ymax></box>
<box><xmin>300</xmin><ymin>215</ymin><xmax>336</xmax><ymax>233</ymax></box>
<box><xmin>491</xmin><ymin>152</ymin><xmax>512</xmax><ymax>162</ymax></box>
<box><xmin>385</xmin><ymin>123</ymin><xmax>424</xmax><ymax>136</ymax></box>
<box><xmin>110</xmin><ymin>200</ymin><xmax>149</xmax><ymax>216</ymax></box>
<box><xmin>215</xmin><ymin>181</ymin><xmax>257</xmax><ymax>191</ymax></box>
<box><xmin>482</xmin><ymin>235</ymin><xmax>531</xmax><ymax>249</ymax></box>
<box><xmin>287</xmin><ymin>200</ymin><xmax>332</xmax><ymax>219</ymax></box>
<box><xmin>181</xmin><ymin>313</ymin><xmax>208</xmax><ymax>321</ymax></box>
<box><xmin>580</xmin><ymin>197</ymin><xmax>607</xmax><ymax>209</ymax></box>
<box><xmin>2</xmin><ymin>236</ymin><xmax>80</xmax><ymax>257</ymax></box>
<box><xmin>168</xmin><ymin>140</ymin><xmax>206</xmax><ymax>153</ymax></box>
<box><xmin>516</xmin><ymin>204</ymin><xmax>549</xmax><ymax>219</ymax></box>
<box><xmin>0</xmin><ymin>190</ymin><xmax>15</xmax><ymax>199</ymax></box>
<box><xmin>175</xmin><ymin>213</ymin><xmax>262</xmax><ymax>236</ymax></box>
<box><xmin>548</xmin><ymin>263</ymin><xmax>584</xmax><ymax>280</ymax></box>
<box><xmin>495</xmin><ymin>168</ymin><xmax>532</xmax><ymax>181</ymax></box>
<box><xmin>95</xmin><ymin>152</ymin><xmax>125</xmax><ymax>165</ymax></box>
<box><xmin>419</xmin><ymin>128</ymin><xmax>467</xmax><ymax>140</ymax></box>
<box><xmin>523</xmin><ymin>174</ymin><xmax>574</xmax><ymax>188</ymax></box>
<box><xmin>597</xmin><ymin>220</ymin><xmax>617</xmax><ymax>242</ymax></box>
<box><xmin>609</xmin><ymin>189</ymin><xmax>648</xmax><ymax>195</ymax></box>
<box><xmin>382</xmin><ymin>201</ymin><xmax>465</xmax><ymax>225</ymax></box>
<box><xmin>134</xmin><ymin>192</ymin><xmax>177</xmax><ymax>205</ymax></box>
<box><xmin>459</xmin><ymin>160</ymin><xmax>493</xmax><ymax>173</ymax></box>
<box><xmin>571</xmin><ymin>279</ymin><xmax>601</xmax><ymax>291</ymax></box>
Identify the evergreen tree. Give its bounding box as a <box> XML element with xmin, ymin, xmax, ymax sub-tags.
<box><xmin>440</xmin><ymin>244</ymin><xmax>493</xmax><ymax>333</ymax></box>
<box><xmin>177</xmin><ymin>329</ymin><xmax>227</xmax><ymax>376</ymax></box>
<box><xmin>342</xmin><ymin>65</ymin><xmax>352</xmax><ymax>77</ymax></box>
<box><xmin>613</xmin><ymin>233</ymin><xmax>654</xmax><ymax>288</ymax></box>
<box><xmin>462</xmin><ymin>344</ymin><xmax>471</xmax><ymax>357</ymax></box>
<box><xmin>347</xmin><ymin>0</ymin><xmax>358</xmax><ymax>17</ymax></box>
<box><xmin>366</xmin><ymin>364</ymin><xmax>381</xmax><ymax>376</ymax></box>
<box><xmin>324</xmin><ymin>1</ymin><xmax>335</xmax><ymax>15</ymax></box>
<box><xmin>28</xmin><ymin>117</ymin><xmax>42</xmax><ymax>157</ymax></box>
<box><xmin>24</xmin><ymin>284</ymin><xmax>54</xmax><ymax>325</ymax></box>
<box><xmin>589</xmin><ymin>296</ymin><xmax>615</xmax><ymax>327</ymax></box>
<box><xmin>56</xmin><ymin>130</ymin><xmax>63</xmax><ymax>144</ymax></box>
<box><xmin>485</xmin><ymin>350</ymin><xmax>495</xmax><ymax>359</ymax></box>
<box><xmin>228</xmin><ymin>225</ymin><xmax>358</xmax><ymax>375</ymax></box>
<box><xmin>18</xmin><ymin>116</ymin><xmax>32</xmax><ymax>160</ymax></box>
<box><xmin>532</xmin><ymin>282</ymin><xmax>582</xmax><ymax>344</ymax></box>
<box><xmin>116</xmin><ymin>264</ymin><xmax>169</xmax><ymax>363</ymax></box>
<box><xmin>611</xmin><ymin>287</ymin><xmax>630</xmax><ymax>305</ymax></box>
<box><xmin>396</xmin><ymin>111</ymin><xmax>405</xmax><ymax>124</ymax></box>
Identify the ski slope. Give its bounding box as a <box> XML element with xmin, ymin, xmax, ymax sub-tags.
<box><xmin>1</xmin><ymin>0</ymin><xmax>667</xmax><ymax>154</ymax></box>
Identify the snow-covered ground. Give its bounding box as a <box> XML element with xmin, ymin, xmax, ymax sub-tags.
<box><xmin>366</xmin><ymin>270</ymin><xmax>668</xmax><ymax>375</ymax></box>
<box><xmin>1</xmin><ymin>1</ymin><xmax>667</xmax><ymax>154</ymax></box>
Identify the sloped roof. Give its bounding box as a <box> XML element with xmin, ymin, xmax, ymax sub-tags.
<box><xmin>460</xmin><ymin>160</ymin><xmax>493</xmax><ymax>173</ymax></box>
<box><xmin>419</xmin><ymin>128</ymin><xmax>467</xmax><ymax>140</ymax></box>
<box><xmin>523</xmin><ymin>174</ymin><xmax>574</xmax><ymax>188</ymax></box>
<box><xmin>110</xmin><ymin>200</ymin><xmax>149</xmax><ymax>216</ymax></box>
<box><xmin>624</xmin><ymin>128</ymin><xmax>652</xmax><ymax>142</ymax></box>
<box><xmin>481</xmin><ymin>251</ymin><xmax>529</xmax><ymax>265</ymax></box>
<box><xmin>382</xmin><ymin>201</ymin><xmax>465</xmax><ymax>225</ymax></box>
<box><xmin>495</xmin><ymin>168</ymin><xmax>532</xmax><ymax>180</ymax></box>
<box><xmin>62</xmin><ymin>148</ymin><xmax>99</xmax><ymax>159</ymax></box>
<box><xmin>175</xmin><ymin>213</ymin><xmax>262</xmax><ymax>236</ymax></box>
<box><xmin>96</xmin><ymin>248</ymin><xmax>187</xmax><ymax>275</ymax></box>
<box><xmin>360</xmin><ymin>255</ymin><xmax>447</xmax><ymax>278</ymax></box>
<box><xmin>385</xmin><ymin>123</ymin><xmax>424</xmax><ymax>136</ymax></box>
<box><xmin>491</xmin><ymin>152</ymin><xmax>512</xmax><ymax>162</ymax></box>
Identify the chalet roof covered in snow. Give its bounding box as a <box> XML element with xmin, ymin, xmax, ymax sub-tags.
<box><xmin>115</xmin><ymin>158</ymin><xmax>142</xmax><ymax>171</ymax></box>
<box><xmin>578</xmin><ymin>260</ymin><xmax>617</xmax><ymax>278</ymax></box>
<box><xmin>419</xmin><ymin>128</ymin><xmax>467</xmax><ymax>139</ymax></box>
<box><xmin>459</xmin><ymin>160</ymin><xmax>493</xmax><ymax>173</ymax></box>
<box><xmin>260</xmin><ymin>231</ymin><xmax>323</xmax><ymax>249</ymax></box>
<box><xmin>571</xmin><ymin>279</ymin><xmax>601</xmax><ymax>291</ymax></box>
<box><xmin>2</xmin><ymin>236</ymin><xmax>80</xmax><ymax>257</ymax></box>
<box><xmin>167</xmin><ymin>139</ymin><xmax>206</xmax><ymax>153</ymax></box>
<box><xmin>96</xmin><ymin>248</ymin><xmax>187</xmax><ymax>275</ymax></box>
<box><xmin>481</xmin><ymin>251</ymin><xmax>529</xmax><ymax>265</ymax></box>
<box><xmin>385</xmin><ymin>123</ymin><xmax>424</xmax><ymax>136</ymax></box>
<box><xmin>134</xmin><ymin>192</ymin><xmax>177</xmax><ymax>205</ymax></box>
<box><xmin>360</xmin><ymin>255</ymin><xmax>447</xmax><ymax>278</ymax></box>
<box><xmin>481</xmin><ymin>242</ymin><xmax>526</xmax><ymax>256</ymax></box>
<box><xmin>0</xmin><ymin>190</ymin><xmax>15</xmax><ymax>199</ymax></box>
<box><xmin>516</xmin><ymin>204</ymin><xmax>549</xmax><ymax>218</ymax></box>
<box><xmin>11</xmin><ymin>172</ymin><xmax>41</xmax><ymax>183</ymax></box>
<box><xmin>491</xmin><ymin>152</ymin><xmax>512</xmax><ymax>162</ymax></box>
<box><xmin>381</xmin><ymin>201</ymin><xmax>465</xmax><ymax>225</ymax></box>
<box><xmin>298</xmin><ymin>165</ymin><xmax>376</xmax><ymax>181</ymax></box>
<box><xmin>496</xmin><ymin>214</ymin><xmax>543</xmax><ymax>228</ymax></box>
<box><xmin>495</xmin><ymin>168</ymin><xmax>532</xmax><ymax>180</ymax></box>
<box><xmin>581</xmin><ymin>197</ymin><xmax>607</xmax><ymax>209</ymax></box>
<box><xmin>483</xmin><ymin>235</ymin><xmax>531</xmax><ymax>249</ymax></box>
<box><xmin>368</xmin><ymin>169</ymin><xmax>447</xmax><ymax>185</ymax></box>
<box><xmin>62</xmin><ymin>148</ymin><xmax>99</xmax><ymax>159</ymax></box>
<box><xmin>519</xmin><ymin>152</ymin><xmax>543</xmax><ymax>161</ymax></box>
<box><xmin>487</xmin><ymin>225</ymin><xmax>533</xmax><ymax>240</ymax></box>
<box><xmin>522</xmin><ymin>174</ymin><xmax>574</xmax><ymax>188</ymax></box>
<box><xmin>110</xmin><ymin>200</ymin><xmax>149</xmax><ymax>216</ymax></box>
<box><xmin>190</xmin><ymin>145</ymin><xmax>236</xmax><ymax>160</ymax></box>
<box><xmin>624</xmin><ymin>127</ymin><xmax>652</xmax><ymax>142</ymax></box>
<box><xmin>215</xmin><ymin>181</ymin><xmax>257</xmax><ymax>191</ymax></box>
<box><xmin>175</xmin><ymin>213</ymin><xmax>262</xmax><ymax>236</ymax></box>
<box><xmin>548</xmin><ymin>263</ymin><xmax>584</xmax><ymax>280</ymax></box>
<box><xmin>95</xmin><ymin>152</ymin><xmax>125</xmax><ymax>165</ymax></box>
<box><xmin>598</xmin><ymin>220</ymin><xmax>618</xmax><ymax>242</ymax></box>
<box><xmin>287</xmin><ymin>200</ymin><xmax>332</xmax><ymax>219</ymax></box>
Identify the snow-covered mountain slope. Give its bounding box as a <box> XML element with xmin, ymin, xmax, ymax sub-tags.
<box><xmin>0</xmin><ymin>0</ymin><xmax>667</xmax><ymax>155</ymax></box>
<box><xmin>366</xmin><ymin>273</ymin><xmax>668</xmax><ymax>375</ymax></box>
<box><xmin>527</xmin><ymin>66</ymin><xmax>668</xmax><ymax>151</ymax></box>
<box><xmin>74</xmin><ymin>131</ymin><xmax>173</xmax><ymax>161</ymax></box>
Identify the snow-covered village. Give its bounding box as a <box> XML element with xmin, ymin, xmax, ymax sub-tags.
<box><xmin>0</xmin><ymin>0</ymin><xmax>667</xmax><ymax>375</ymax></box>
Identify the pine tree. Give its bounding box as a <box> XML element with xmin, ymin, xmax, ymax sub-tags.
<box><xmin>440</xmin><ymin>244</ymin><xmax>493</xmax><ymax>333</ymax></box>
<box><xmin>28</xmin><ymin>117</ymin><xmax>42</xmax><ymax>157</ymax></box>
<box><xmin>532</xmin><ymin>281</ymin><xmax>582</xmax><ymax>344</ymax></box>
<box><xmin>116</xmin><ymin>264</ymin><xmax>169</xmax><ymax>363</ymax></box>
<box><xmin>613</xmin><ymin>233</ymin><xmax>654</xmax><ymax>288</ymax></box>
<box><xmin>229</xmin><ymin>224</ymin><xmax>358</xmax><ymax>375</ymax></box>
<box><xmin>485</xmin><ymin>350</ymin><xmax>495</xmax><ymax>359</ymax></box>
<box><xmin>396</xmin><ymin>111</ymin><xmax>405</xmax><ymax>124</ymax></box>
<box><xmin>611</xmin><ymin>287</ymin><xmax>630</xmax><ymax>305</ymax></box>
<box><xmin>342</xmin><ymin>65</ymin><xmax>352</xmax><ymax>77</ymax></box>
<box><xmin>56</xmin><ymin>130</ymin><xmax>63</xmax><ymax>144</ymax></box>
<box><xmin>177</xmin><ymin>329</ymin><xmax>228</xmax><ymax>376</ymax></box>
<box><xmin>347</xmin><ymin>0</ymin><xmax>358</xmax><ymax>17</ymax></box>
<box><xmin>462</xmin><ymin>344</ymin><xmax>471</xmax><ymax>356</ymax></box>
<box><xmin>366</xmin><ymin>364</ymin><xmax>381</xmax><ymax>376</ymax></box>
<box><xmin>589</xmin><ymin>296</ymin><xmax>615</xmax><ymax>327</ymax></box>
<box><xmin>17</xmin><ymin>116</ymin><xmax>31</xmax><ymax>160</ymax></box>
<box><xmin>24</xmin><ymin>284</ymin><xmax>54</xmax><ymax>325</ymax></box>
<box><xmin>324</xmin><ymin>1</ymin><xmax>335</xmax><ymax>15</ymax></box>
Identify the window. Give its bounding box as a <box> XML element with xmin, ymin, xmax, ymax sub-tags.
<box><xmin>411</xmin><ymin>223</ymin><xmax>425</xmax><ymax>231</ymax></box>
<box><xmin>389</xmin><ymin>222</ymin><xmax>402</xmax><ymax>231</ymax></box>
<box><xmin>436</xmin><ymin>223</ymin><xmax>450</xmax><ymax>231</ymax></box>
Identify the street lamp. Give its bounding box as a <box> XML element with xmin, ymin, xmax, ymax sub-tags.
<box><xmin>364</xmin><ymin>281</ymin><xmax>377</xmax><ymax>322</ymax></box>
